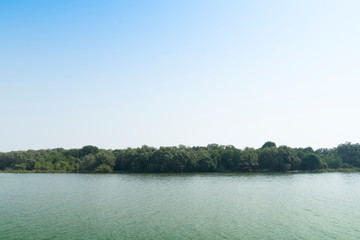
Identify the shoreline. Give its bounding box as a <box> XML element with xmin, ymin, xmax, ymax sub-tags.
<box><xmin>1</xmin><ymin>168</ymin><xmax>359</xmax><ymax>174</ymax></box>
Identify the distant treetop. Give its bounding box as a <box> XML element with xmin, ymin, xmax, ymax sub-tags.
<box><xmin>261</xmin><ymin>141</ymin><xmax>277</xmax><ymax>149</ymax></box>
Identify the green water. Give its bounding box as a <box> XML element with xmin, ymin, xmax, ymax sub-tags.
<box><xmin>0</xmin><ymin>173</ymin><xmax>359</xmax><ymax>239</ymax></box>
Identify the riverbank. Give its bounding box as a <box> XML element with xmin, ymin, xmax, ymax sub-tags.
<box><xmin>1</xmin><ymin>168</ymin><xmax>360</xmax><ymax>174</ymax></box>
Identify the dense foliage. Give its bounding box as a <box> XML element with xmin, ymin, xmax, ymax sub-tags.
<box><xmin>1</xmin><ymin>142</ymin><xmax>360</xmax><ymax>173</ymax></box>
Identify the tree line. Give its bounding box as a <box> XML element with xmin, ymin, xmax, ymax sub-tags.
<box><xmin>0</xmin><ymin>142</ymin><xmax>359</xmax><ymax>173</ymax></box>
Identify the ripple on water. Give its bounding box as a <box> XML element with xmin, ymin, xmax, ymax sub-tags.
<box><xmin>1</xmin><ymin>172</ymin><xmax>360</xmax><ymax>239</ymax></box>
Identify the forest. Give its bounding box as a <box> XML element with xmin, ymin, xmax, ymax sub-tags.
<box><xmin>0</xmin><ymin>142</ymin><xmax>359</xmax><ymax>173</ymax></box>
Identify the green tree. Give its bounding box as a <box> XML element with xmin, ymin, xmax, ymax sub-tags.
<box><xmin>336</xmin><ymin>143</ymin><xmax>360</xmax><ymax>167</ymax></box>
<box><xmin>258</xmin><ymin>147</ymin><xmax>279</xmax><ymax>170</ymax></box>
<box><xmin>196</xmin><ymin>150</ymin><xmax>216</xmax><ymax>172</ymax></box>
<box><xmin>238</xmin><ymin>148</ymin><xmax>258</xmax><ymax>171</ymax></box>
<box><xmin>95</xmin><ymin>164</ymin><xmax>112</xmax><ymax>173</ymax></box>
<box><xmin>277</xmin><ymin>146</ymin><xmax>301</xmax><ymax>171</ymax></box>
<box><xmin>81</xmin><ymin>145</ymin><xmax>100</xmax><ymax>157</ymax></box>
<box><xmin>13</xmin><ymin>163</ymin><xmax>26</xmax><ymax>170</ymax></box>
<box><xmin>80</xmin><ymin>154</ymin><xmax>96</xmax><ymax>172</ymax></box>
<box><xmin>261</xmin><ymin>141</ymin><xmax>277</xmax><ymax>149</ymax></box>
<box><xmin>95</xmin><ymin>151</ymin><xmax>115</xmax><ymax>169</ymax></box>
<box><xmin>300</xmin><ymin>153</ymin><xmax>327</xmax><ymax>171</ymax></box>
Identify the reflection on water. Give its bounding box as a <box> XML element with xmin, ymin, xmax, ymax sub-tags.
<box><xmin>0</xmin><ymin>172</ymin><xmax>359</xmax><ymax>239</ymax></box>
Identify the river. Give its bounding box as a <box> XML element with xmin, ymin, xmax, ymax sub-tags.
<box><xmin>0</xmin><ymin>172</ymin><xmax>359</xmax><ymax>239</ymax></box>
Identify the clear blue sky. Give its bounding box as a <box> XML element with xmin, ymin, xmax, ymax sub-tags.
<box><xmin>1</xmin><ymin>0</ymin><xmax>359</xmax><ymax>151</ymax></box>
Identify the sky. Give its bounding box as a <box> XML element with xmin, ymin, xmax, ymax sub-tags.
<box><xmin>1</xmin><ymin>0</ymin><xmax>359</xmax><ymax>152</ymax></box>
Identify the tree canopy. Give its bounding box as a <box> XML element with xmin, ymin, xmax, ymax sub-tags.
<box><xmin>0</xmin><ymin>142</ymin><xmax>359</xmax><ymax>173</ymax></box>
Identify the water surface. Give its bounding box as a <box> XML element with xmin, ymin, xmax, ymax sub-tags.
<box><xmin>0</xmin><ymin>173</ymin><xmax>359</xmax><ymax>239</ymax></box>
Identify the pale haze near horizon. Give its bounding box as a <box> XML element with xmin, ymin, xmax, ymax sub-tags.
<box><xmin>0</xmin><ymin>0</ymin><xmax>359</xmax><ymax>152</ymax></box>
